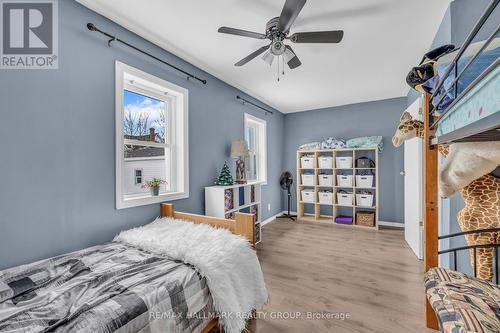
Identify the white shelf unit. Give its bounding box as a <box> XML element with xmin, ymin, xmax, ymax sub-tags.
<box><xmin>296</xmin><ymin>148</ymin><xmax>379</xmax><ymax>229</ymax></box>
<box><xmin>205</xmin><ymin>182</ymin><xmax>262</xmax><ymax>244</ymax></box>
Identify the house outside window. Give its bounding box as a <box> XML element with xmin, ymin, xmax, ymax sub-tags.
<box><xmin>244</xmin><ymin>113</ymin><xmax>267</xmax><ymax>184</ymax></box>
<box><xmin>116</xmin><ymin>62</ymin><xmax>189</xmax><ymax>209</ymax></box>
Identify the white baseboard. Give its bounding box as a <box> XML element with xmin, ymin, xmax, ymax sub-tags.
<box><xmin>264</xmin><ymin>212</ymin><xmax>404</xmax><ymax>229</ymax></box>
<box><xmin>378</xmin><ymin>221</ymin><xmax>404</xmax><ymax>228</ymax></box>
<box><xmin>261</xmin><ymin>211</ymin><xmax>288</xmax><ymax>226</ymax></box>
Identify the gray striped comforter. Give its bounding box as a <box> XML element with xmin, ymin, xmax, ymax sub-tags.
<box><xmin>0</xmin><ymin>243</ymin><xmax>214</xmax><ymax>333</ymax></box>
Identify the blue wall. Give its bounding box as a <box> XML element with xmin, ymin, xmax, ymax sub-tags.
<box><xmin>283</xmin><ymin>97</ymin><xmax>407</xmax><ymax>223</ymax></box>
<box><xmin>0</xmin><ymin>1</ymin><xmax>285</xmax><ymax>270</ymax></box>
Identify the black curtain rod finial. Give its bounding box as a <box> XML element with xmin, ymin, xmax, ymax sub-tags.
<box><xmin>87</xmin><ymin>23</ymin><xmax>96</xmax><ymax>31</ymax></box>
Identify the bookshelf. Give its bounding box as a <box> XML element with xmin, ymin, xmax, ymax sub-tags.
<box><xmin>205</xmin><ymin>181</ymin><xmax>262</xmax><ymax>243</ymax></box>
<box><xmin>296</xmin><ymin>148</ymin><xmax>379</xmax><ymax>229</ymax></box>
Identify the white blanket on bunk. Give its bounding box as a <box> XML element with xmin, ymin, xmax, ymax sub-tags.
<box><xmin>114</xmin><ymin>217</ymin><xmax>268</xmax><ymax>333</ymax></box>
<box><xmin>439</xmin><ymin>141</ymin><xmax>500</xmax><ymax>197</ymax></box>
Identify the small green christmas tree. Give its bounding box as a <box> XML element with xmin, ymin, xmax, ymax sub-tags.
<box><xmin>215</xmin><ymin>161</ymin><xmax>234</xmax><ymax>186</ymax></box>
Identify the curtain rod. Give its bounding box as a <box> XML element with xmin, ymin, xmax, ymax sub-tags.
<box><xmin>87</xmin><ymin>23</ymin><xmax>207</xmax><ymax>85</ymax></box>
<box><xmin>236</xmin><ymin>96</ymin><xmax>273</xmax><ymax>115</ymax></box>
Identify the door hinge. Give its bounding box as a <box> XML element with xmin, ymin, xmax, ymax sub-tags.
<box><xmin>419</xmin><ymin>221</ymin><xmax>424</xmax><ymax>227</ymax></box>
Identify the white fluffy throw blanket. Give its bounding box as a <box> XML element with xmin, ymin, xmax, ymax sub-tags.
<box><xmin>114</xmin><ymin>217</ymin><xmax>268</xmax><ymax>333</ymax></box>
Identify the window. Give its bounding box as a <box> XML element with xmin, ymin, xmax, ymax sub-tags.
<box><xmin>134</xmin><ymin>169</ymin><xmax>143</xmax><ymax>185</ymax></box>
<box><xmin>244</xmin><ymin>113</ymin><xmax>267</xmax><ymax>184</ymax></box>
<box><xmin>116</xmin><ymin>62</ymin><xmax>189</xmax><ymax>209</ymax></box>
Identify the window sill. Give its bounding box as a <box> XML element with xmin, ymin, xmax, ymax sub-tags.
<box><xmin>248</xmin><ymin>179</ymin><xmax>267</xmax><ymax>186</ymax></box>
<box><xmin>117</xmin><ymin>191</ymin><xmax>189</xmax><ymax>209</ymax></box>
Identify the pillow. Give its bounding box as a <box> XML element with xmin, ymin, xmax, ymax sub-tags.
<box><xmin>346</xmin><ymin>136</ymin><xmax>384</xmax><ymax>152</ymax></box>
<box><xmin>298</xmin><ymin>142</ymin><xmax>320</xmax><ymax>150</ymax></box>
<box><xmin>321</xmin><ymin>137</ymin><xmax>346</xmax><ymax>149</ymax></box>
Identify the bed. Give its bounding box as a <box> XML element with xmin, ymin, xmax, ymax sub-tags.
<box><xmin>434</xmin><ymin>64</ymin><xmax>499</xmax><ymax>139</ymax></box>
<box><xmin>424</xmin><ymin>267</ymin><xmax>500</xmax><ymax>333</ymax></box>
<box><xmin>0</xmin><ymin>204</ymin><xmax>264</xmax><ymax>333</ymax></box>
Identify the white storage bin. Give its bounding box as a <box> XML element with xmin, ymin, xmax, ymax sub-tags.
<box><xmin>356</xmin><ymin>175</ymin><xmax>374</xmax><ymax>188</ymax></box>
<box><xmin>318</xmin><ymin>192</ymin><xmax>333</xmax><ymax>204</ymax></box>
<box><xmin>356</xmin><ymin>194</ymin><xmax>374</xmax><ymax>207</ymax></box>
<box><xmin>318</xmin><ymin>156</ymin><xmax>333</xmax><ymax>169</ymax></box>
<box><xmin>301</xmin><ymin>190</ymin><xmax>315</xmax><ymax>203</ymax></box>
<box><xmin>318</xmin><ymin>174</ymin><xmax>333</xmax><ymax>187</ymax></box>
<box><xmin>301</xmin><ymin>174</ymin><xmax>315</xmax><ymax>186</ymax></box>
<box><xmin>337</xmin><ymin>192</ymin><xmax>353</xmax><ymax>206</ymax></box>
<box><xmin>300</xmin><ymin>156</ymin><xmax>315</xmax><ymax>169</ymax></box>
<box><xmin>336</xmin><ymin>156</ymin><xmax>353</xmax><ymax>169</ymax></box>
<box><xmin>337</xmin><ymin>175</ymin><xmax>353</xmax><ymax>187</ymax></box>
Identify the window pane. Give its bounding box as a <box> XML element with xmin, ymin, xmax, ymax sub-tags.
<box><xmin>247</xmin><ymin>154</ymin><xmax>257</xmax><ymax>180</ymax></box>
<box><xmin>123</xmin><ymin>90</ymin><xmax>167</xmax><ymax>143</ymax></box>
<box><xmin>245</xmin><ymin>126</ymin><xmax>257</xmax><ymax>181</ymax></box>
<box><xmin>245</xmin><ymin>126</ymin><xmax>256</xmax><ymax>152</ymax></box>
<box><xmin>124</xmin><ymin>145</ymin><xmax>170</xmax><ymax>198</ymax></box>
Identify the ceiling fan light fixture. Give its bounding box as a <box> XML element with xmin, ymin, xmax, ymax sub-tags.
<box><xmin>262</xmin><ymin>50</ymin><xmax>274</xmax><ymax>66</ymax></box>
<box><xmin>283</xmin><ymin>47</ymin><xmax>295</xmax><ymax>63</ymax></box>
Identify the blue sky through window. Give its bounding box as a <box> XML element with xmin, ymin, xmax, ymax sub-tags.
<box><xmin>123</xmin><ymin>90</ymin><xmax>166</xmax><ymax>142</ymax></box>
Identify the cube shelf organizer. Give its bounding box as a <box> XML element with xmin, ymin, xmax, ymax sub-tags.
<box><xmin>205</xmin><ymin>181</ymin><xmax>262</xmax><ymax>243</ymax></box>
<box><xmin>297</xmin><ymin>148</ymin><xmax>379</xmax><ymax>229</ymax></box>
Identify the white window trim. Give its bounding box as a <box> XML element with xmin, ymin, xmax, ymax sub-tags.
<box><xmin>244</xmin><ymin>113</ymin><xmax>267</xmax><ymax>185</ymax></box>
<box><xmin>115</xmin><ymin>61</ymin><xmax>189</xmax><ymax>209</ymax></box>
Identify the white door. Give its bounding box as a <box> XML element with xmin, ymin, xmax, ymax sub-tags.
<box><xmin>404</xmin><ymin>99</ymin><xmax>423</xmax><ymax>259</ymax></box>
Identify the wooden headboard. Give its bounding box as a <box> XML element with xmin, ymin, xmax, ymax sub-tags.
<box><xmin>160</xmin><ymin>203</ymin><xmax>255</xmax><ymax>246</ymax></box>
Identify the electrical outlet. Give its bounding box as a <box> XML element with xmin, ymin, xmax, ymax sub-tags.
<box><xmin>267</xmin><ymin>203</ymin><xmax>271</xmax><ymax>211</ymax></box>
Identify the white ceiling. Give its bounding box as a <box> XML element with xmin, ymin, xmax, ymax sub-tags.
<box><xmin>78</xmin><ymin>0</ymin><xmax>449</xmax><ymax>113</ymax></box>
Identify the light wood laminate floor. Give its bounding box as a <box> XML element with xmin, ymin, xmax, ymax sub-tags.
<box><xmin>242</xmin><ymin>218</ymin><xmax>436</xmax><ymax>333</ymax></box>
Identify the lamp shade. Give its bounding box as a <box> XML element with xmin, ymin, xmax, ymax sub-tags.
<box><xmin>262</xmin><ymin>50</ymin><xmax>274</xmax><ymax>66</ymax></box>
<box><xmin>231</xmin><ymin>140</ymin><xmax>249</xmax><ymax>158</ymax></box>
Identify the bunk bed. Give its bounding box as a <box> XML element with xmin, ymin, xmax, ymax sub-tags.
<box><xmin>421</xmin><ymin>0</ymin><xmax>500</xmax><ymax>331</ymax></box>
<box><xmin>426</xmin><ymin>1</ymin><xmax>500</xmax><ymax>145</ymax></box>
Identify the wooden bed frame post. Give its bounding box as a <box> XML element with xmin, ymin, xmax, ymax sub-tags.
<box><xmin>423</xmin><ymin>93</ymin><xmax>439</xmax><ymax>330</ymax></box>
<box><xmin>160</xmin><ymin>203</ymin><xmax>175</xmax><ymax>218</ymax></box>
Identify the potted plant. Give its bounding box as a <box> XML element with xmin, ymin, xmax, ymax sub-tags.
<box><xmin>142</xmin><ymin>178</ymin><xmax>167</xmax><ymax>196</ymax></box>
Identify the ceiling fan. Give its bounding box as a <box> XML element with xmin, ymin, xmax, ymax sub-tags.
<box><xmin>217</xmin><ymin>0</ymin><xmax>344</xmax><ymax>70</ymax></box>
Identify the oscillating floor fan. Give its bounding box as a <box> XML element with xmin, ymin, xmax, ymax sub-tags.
<box><xmin>278</xmin><ymin>171</ymin><xmax>297</xmax><ymax>221</ymax></box>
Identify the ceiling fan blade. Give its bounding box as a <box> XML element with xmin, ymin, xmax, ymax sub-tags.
<box><xmin>235</xmin><ymin>45</ymin><xmax>270</xmax><ymax>66</ymax></box>
<box><xmin>284</xmin><ymin>45</ymin><xmax>302</xmax><ymax>69</ymax></box>
<box><xmin>218</xmin><ymin>26</ymin><xmax>267</xmax><ymax>39</ymax></box>
<box><xmin>278</xmin><ymin>0</ymin><xmax>307</xmax><ymax>33</ymax></box>
<box><xmin>290</xmin><ymin>30</ymin><xmax>344</xmax><ymax>43</ymax></box>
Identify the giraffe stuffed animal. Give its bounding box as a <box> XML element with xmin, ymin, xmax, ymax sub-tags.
<box><xmin>392</xmin><ymin>111</ymin><xmax>500</xmax><ymax>197</ymax></box>
<box><xmin>392</xmin><ymin>111</ymin><xmax>500</xmax><ymax>281</ymax></box>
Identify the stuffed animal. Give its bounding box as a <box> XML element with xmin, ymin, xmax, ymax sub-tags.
<box><xmin>393</xmin><ymin>111</ymin><xmax>500</xmax><ymax>281</ymax></box>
